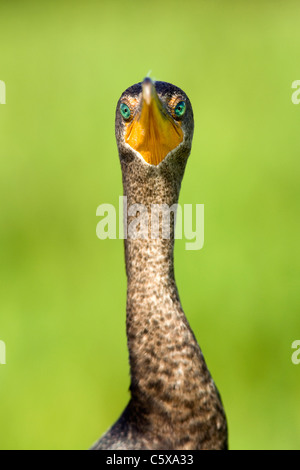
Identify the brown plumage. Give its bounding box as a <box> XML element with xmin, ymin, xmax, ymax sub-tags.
<box><xmin>91</xmin><ymin>78</ymin><xmax>228</xmax><ymax>450</ymax></box>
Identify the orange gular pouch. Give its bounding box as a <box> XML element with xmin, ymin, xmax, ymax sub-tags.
<box><xmin>125</xmin><ymin>86</ymin><xmax>184</xmax><ymax>166</ymax></box>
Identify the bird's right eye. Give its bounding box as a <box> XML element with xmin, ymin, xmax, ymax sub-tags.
<box><xmin>120</xmin><ymin>103</ymin><xmax>131</xmax><ymax>120</ymax></box>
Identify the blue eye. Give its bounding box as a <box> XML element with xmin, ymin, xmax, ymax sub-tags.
<box><xmin>120</xmin><ymin>103</ymin><xmax>131</xmax><ymax>120</ymax></box>
<box><xmin>174</xmin><ymin>101</ymin><xmax>186</xmax><ymax>118</ymax></box>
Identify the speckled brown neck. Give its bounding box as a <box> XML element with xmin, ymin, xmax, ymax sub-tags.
<box><xmin>121</xmin><ymin>155</ymin><xmax>227</xmax><ymax>450</ymax></box>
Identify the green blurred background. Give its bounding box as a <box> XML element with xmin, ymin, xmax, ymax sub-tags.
<box><xmin>0</xmin><ymin>0</ymin><xmax>299</xmax><ymax>450</ymax></box>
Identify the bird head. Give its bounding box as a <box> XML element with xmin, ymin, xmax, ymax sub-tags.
<box><xmin>115</xmin><ymin>78</ymin><xmax>194</xmax><ymax>168</ymax></box>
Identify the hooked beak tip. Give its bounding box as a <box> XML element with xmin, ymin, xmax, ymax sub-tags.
<box><xmin>142</xmin><ymin>77</ymin><xmax>155</xmax><ymax>105</ymax></box>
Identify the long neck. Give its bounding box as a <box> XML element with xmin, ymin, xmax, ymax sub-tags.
<box><xmin>121</xmin><ymin>157</ymin><xmax>227</xmax><ymax>449</ymax></box>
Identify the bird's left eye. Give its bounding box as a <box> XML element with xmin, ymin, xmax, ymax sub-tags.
<box><xmin>120</xmin><ymin>103</ymin><xmax>131</xmax><ymax>120</ymax></box>
<box><xmin>174</xmin><ymin>101</ymin><xmax>186</xmax><ymax>118</ymax></box>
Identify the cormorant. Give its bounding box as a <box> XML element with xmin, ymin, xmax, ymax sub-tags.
<box><xmin>92</xmin><ymin>78</ymin><xmax>228</xmax><ymax>450</ymax></box>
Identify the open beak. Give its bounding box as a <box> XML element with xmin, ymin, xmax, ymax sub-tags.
<box><xmin>125</xmin><ymin>78</ymin><xmax>183</xmax><ymax>166</ymax></box>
